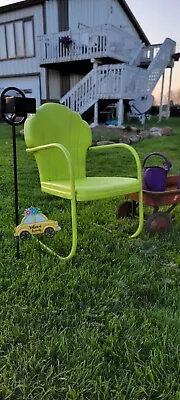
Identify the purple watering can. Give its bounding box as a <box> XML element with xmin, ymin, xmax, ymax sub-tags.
<box><xmin>142</xmin><ymin>152</ymin><xmax>172</xmax><ymax>192</ymax></box>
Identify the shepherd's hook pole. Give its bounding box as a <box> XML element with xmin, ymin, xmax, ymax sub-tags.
<box><xmin>12</xmin><ymin>121</ymin><xmax>20</xmax><ymax>259</ymax></box>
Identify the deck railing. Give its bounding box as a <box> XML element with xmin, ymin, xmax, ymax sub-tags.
<box><xmin>60</xmin><ymin>64</ymin><xmax>148</xmax><ymax>114</ymax></box>
<box><xmin>140</xmin><ymin>39</ymin><xmax>175</xmax><ymax>67</ymax></box>
<box><xmin>37</xmin><ymin>24</ymin><xmax>143</xmax><ymax>65</ymax></box>
<box><xmin>140</xmin><ymin>44</ymin><xmax>161</xmax><ymax>64</ymax></box>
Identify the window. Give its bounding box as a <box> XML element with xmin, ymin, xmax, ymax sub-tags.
<box><xmin>6</xmin><ymin>23</ymin><xmax>16</xmax><ymax>58</ymax></box>
<box><xmin>0</xmin><ymin>25</ymin><xmax>7</xmax><ymax>59</ymax></box>
<box><xmin>15</xmin><ymin>21</ymin><xmax>24</xmax><ymax>57</ymax></box>
<box><xmin>24</xmin><ymin>19</ymin><xmax>34</xmax><ymax>57</ymax></box>
<box><xmin>59</xmin><ymin>0</ymin><xmax>69</xmax><ymax>32</ymax></box>
<box><xmin>0</xmin><ymin>17</ymin><xmax>35</xmax><ymax>60</ymax></box>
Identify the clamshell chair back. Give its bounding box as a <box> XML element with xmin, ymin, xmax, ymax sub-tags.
<box><xmin>24</xmin><ymin>103</ymin><xmax>143</xmax><ymax>261</ymax></box>
<box><xmin>24</xmin><ymin>103</ymin><xmax>91</xmax><ymax>183</ymax></box>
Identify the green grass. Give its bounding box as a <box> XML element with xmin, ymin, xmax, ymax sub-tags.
<box><xmin>0</xmin><ymin>118</ymin><xmax>180</xmax><ymax>400</ymax></box>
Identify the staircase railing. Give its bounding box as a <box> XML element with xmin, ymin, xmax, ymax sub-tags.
<box><xmin>60</xmin><ymin>64</ymin><xmax>148</xmax><ymax>114</ymax></box>
<box><xmin>60</xmin><ymin>69</ymin><xmax>97</xmax><ymax>114</ymax></box>
<box><xmin>140</xmin><ymin>44</ymin><xmax>161</xmax><ymax>65</ymax></box>
<box><xmin>146</xmin><ymin>38</ymin><xmax>176</xmax><ymax>93</ymax></box>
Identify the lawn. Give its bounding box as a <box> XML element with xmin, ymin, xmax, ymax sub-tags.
<box><xmin>0</xmin><ymin>117</ymin><xmax>179</xmax><ymax>400</ymax></box>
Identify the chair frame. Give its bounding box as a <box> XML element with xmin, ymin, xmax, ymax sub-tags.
<box><xmin>27</xmin><ymin>142</ymin><xmax>143</xmax><ymax>261</ymax></box>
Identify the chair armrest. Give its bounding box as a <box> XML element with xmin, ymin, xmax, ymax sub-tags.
<box><xmin>89</xmin><ymin>143</ymin><xmax>142</xmax><ymax>181</ymax></box>
<box><xmin>26</xmin><ymin>143</ymin><xmax>75</xmax><ymax>189</ymax></box>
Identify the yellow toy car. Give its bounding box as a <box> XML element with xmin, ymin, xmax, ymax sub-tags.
<box><xmin>15</xmin><ymin>207</ymin><xmax>60</xmax><ymax>239</ymax></box>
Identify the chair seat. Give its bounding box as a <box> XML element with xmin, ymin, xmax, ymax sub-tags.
<box><xmin>42</xmin><ymin>177</ymin><xmax>140</xmax><ymax>201</ymax></box>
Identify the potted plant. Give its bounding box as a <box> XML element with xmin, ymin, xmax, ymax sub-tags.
<box><xmin>60</xmin><ymin>35</ymin><xmax>72</xmax><ymax>47</ymax></box>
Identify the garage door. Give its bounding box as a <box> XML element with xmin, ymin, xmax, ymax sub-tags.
<box><xmin>0</xmin><ymin>75</ymin><xmax>40</xmax><ymax>107</ymax></box>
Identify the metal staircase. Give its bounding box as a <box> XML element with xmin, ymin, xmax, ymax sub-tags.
<box><xmin>60</xmin><ymin>38</ymin><xmax>176</xmax><ymax>115</ymax></box>
<box><xmin>146</xmin><ymin>38</ymin><xmax>176</xmax><ymax>93</ymax></box>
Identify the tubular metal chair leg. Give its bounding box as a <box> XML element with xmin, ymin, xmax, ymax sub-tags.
<box><xmin>35</xmin><ymin>197</ymin><xmax>78</xmax><ymax>261</ymax></box>
<box><xmin>130</xmin><ymin>189</ymin><xmax>144</xmax><ymax>238</ymax></box>
<box><xmin>34</xmin><ymin>188</ymin><xmax>143</xmax><ymax>260</ymax></box>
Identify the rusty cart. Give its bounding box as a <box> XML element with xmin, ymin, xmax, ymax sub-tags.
<box><xmin>117</xmin><ymin>175</ymin><xmax>180</xmax><ymax>234</ymax></box>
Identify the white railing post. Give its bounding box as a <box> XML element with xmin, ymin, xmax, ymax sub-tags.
<box><xmin>94</xmin><ymin>102</ymin><xmax>98</xmax><ymax>125</ymax></box>
<box><xmin>166</xmin><ymin>67</ymin><xmax>173</xmax><ymax>119</ymax></box>
<box><xmin>158</xmin><ymin>71</ymin><xmax>165</xmax><ymax>122</ymax></box>
<box><xmin>93</xmin><ymin>61</ymin><xmax>98</xmax><ymax>124</ymax></box>
<box><xmin>117</xmin><ymin>99</ymin><xmax>124</xmax><ymax>126</ymax></box>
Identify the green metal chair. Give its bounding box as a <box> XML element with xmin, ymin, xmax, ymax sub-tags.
<box><xmin>24</xmin><ymin>103</ymin><xmax>143</xmax><ymax>261</ymax></box>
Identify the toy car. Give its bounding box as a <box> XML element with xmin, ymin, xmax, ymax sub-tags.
<box><xmin>15</xmin><ymin>207</ymin><xmax>60</xmax><ymax>239</ymax></box>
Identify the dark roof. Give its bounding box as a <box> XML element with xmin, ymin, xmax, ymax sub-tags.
<box><xmin>0</xmin><ymin>0</ymin><xmax>150</xmax><ymax>45</ymax></box>
<box><xmin>0</xmin><ymin>0</ymin><xmax>45</xmax><ymax>13</ymax></box>
<box><xmin>118</xmin><ymin>0</ymin><xmax>150</xmax><ymax>45</ymax></box>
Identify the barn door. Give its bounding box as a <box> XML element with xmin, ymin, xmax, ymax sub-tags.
<box><xmin>59</xmin><ymin>0</ymin><xmax>69</xmax><ymax>32</ymax></box>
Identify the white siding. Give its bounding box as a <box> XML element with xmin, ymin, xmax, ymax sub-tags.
<box><xmin>48</xmin><ymin>69</ymin><xmax>61</xmax><ymax>99</ymax></box>
<box><xmin>0</xmin><ymin>59</ymin><xmax>39</xmax><ymax>76</ymax></box>
<box><xmin>70</xmin><ymin>73</ymin><xmax>84</xmax><ymax>89</ymax></box>
<box><xmin>69</xmin><ymin>0</ymin><xmax>140</xmax><ymax>40</ymax></box>
<box><xmin>45</xmin><ymin>0</ymin><xmax>59</xmax><ymax>34</ymax></box>
<box><xmin>69</xmin><ymin>0</ymin><xmax>109</xmax><ymax>30</ymax></box>
<box><xmin>0</xmin><ymin>75</ymin><xmax>41</xmax><ymax>106</ymax></box>
<box><xmin>45</xmin><ymin>0</ymin><xmax>140</xmax><ymax>39</ymax></box>
<box><xmin>0</xmin><ymin>4</ymin><xmax>44</xmax><ymax>76</ymax></box>
<box><xmin>40</xmin><ymin>68</ymin><xmax>47</xmax><ymax>100</ymax></box>
<box><xmin>107</xmin><ymin>0</ymin><xmax>140</xmax><ymax>39</ymax></box>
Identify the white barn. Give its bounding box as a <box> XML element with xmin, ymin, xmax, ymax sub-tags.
<box><xmin>0</xmin><ymin>0</ymin><xmax>176</xmax><ymax>123</ymax></box>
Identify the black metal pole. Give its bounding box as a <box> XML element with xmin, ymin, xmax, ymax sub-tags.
<box><xmin>0</xmin><ymin>87</ymin><xmax>36</xmax><ymax>260</ymax></box>
<box><xmin>12</xmin><ymin>122</ymin><xmax>20</xmax><ymax>259</ymax></box>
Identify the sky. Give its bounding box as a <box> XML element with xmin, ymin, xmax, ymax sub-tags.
<box><xmin>0</xmin><ymin>0</ymin><xmax>179</xmax><ymax>101</ymax></box>
<box><xmin>126</xmin><ymin>0</ymin><xmax>180</xmax><ymax>101</ymax></box>
<box><xmin>0</xmin><ymin>0</ymin><xmax>21</xmax><ymax>5</ymax></box>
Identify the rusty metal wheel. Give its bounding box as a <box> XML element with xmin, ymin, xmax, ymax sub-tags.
<box><xmin>146</xmin><ymin>211</ymin><xmax>172</xmax><ymax>234</ymax></box>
